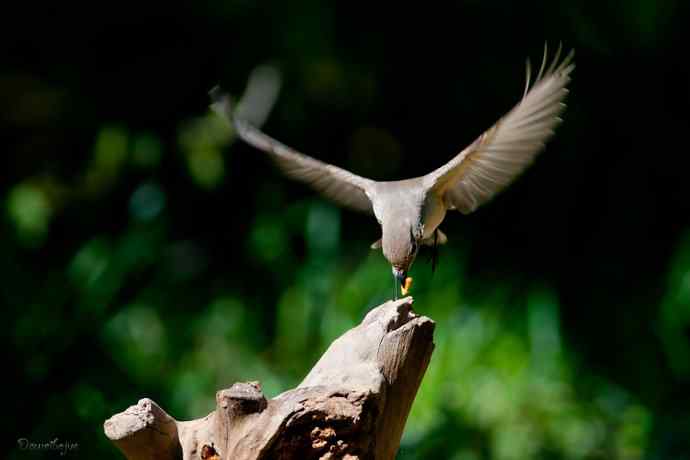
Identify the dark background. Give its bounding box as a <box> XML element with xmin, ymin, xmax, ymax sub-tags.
<box><xmin>4</xmin><ymin>1</ymin><xmax>690</xmax><ymax>458</ymax></box>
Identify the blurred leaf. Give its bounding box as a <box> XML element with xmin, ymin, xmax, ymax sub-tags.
<box><xmin>131</xmin><ymin>132</ymin><xmax>163</xmax><ymax>168</ymax></box>
<box><xmin>85</xmin><ymin>126</ymin><xmax>129</xmax><ymax>194</ymax></box>
<box><xmin>6</xmin><ymin>181</ymin><xmax>53</xmax><ymax>246</ymax></box>
<box><xmin>129</xmin><ymin>182</ymin><xmax>166</xmax><ymax>221</ymax></box>
<box><xmin>102</xmin><ymin>303</ymin><xmax>169</xmax><ymax>382</ymax></box>
<box><xmin>659</xmin><ymin>231</ymin><xmax>690</xmax><ymax>375</ymax></box>
<box><xmin>249</xmin><ymin>214</ymin><xmax>290</xmax><ymax>265</ymax></box>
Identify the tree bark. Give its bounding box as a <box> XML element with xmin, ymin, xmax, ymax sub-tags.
<box><xmin>104</xmin><ymin>297</ymin><xmax>435</xmax><ymax>460</ymax></box>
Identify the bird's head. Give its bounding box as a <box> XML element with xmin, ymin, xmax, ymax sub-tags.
<box><xmin>383</xmin><ymin>222</ymin><xmax>423</xmax><ymax>291</ymax></box>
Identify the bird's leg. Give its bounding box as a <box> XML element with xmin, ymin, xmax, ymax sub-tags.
<box><xmin>431</xmin><ymin>229</ymin><xmax>439</xmax><ymax>273</ymax></box>
<box><xmin>424</xmin><ymin>230</ymin><xmax>440</xmax><ymax>273</ymax></box>
<box><xmin>393</xmin><ymin>274</ymin><xmax>398</xmax><ymax>300</ymax></box>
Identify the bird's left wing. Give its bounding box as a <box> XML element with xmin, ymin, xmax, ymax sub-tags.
<box><xmin>210</xmin><ymin>87</ymin><xmax>376</xmax><ymax>214</ymax></box>
<box><xmin>424</xmin><ymin>45</ymin><xmax>574</xmax><ymax>214</ymax></box>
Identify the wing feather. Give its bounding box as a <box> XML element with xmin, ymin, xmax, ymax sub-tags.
<box><xmin>210</xmin><ymin>88</ymin><xmax>375</xmax><ymax>214</ymax></box>
<box><xmin>425</xmin><ymin>45</ymin><xmax>574</xmax><ymax>214</ymax></box>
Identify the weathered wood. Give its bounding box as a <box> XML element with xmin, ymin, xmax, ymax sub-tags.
<box><xmin>104</xmin><ymin>297</ymin><xmax>435</xmax><ymax>460</ymax></box>
<box><xmin>103</xmin><ymin>398</ymin><xmax>181</xmax><ymax>460</ymax></box>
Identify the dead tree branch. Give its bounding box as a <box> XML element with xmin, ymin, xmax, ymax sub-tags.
<box><xmin>104</xmin><ymin>297</ymin><xmax>435</xmax><ymax>460</ymax></box>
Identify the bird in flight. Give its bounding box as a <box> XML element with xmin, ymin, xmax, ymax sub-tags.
<box><xmin>211</xmin><ymin>45</ymin><xmax>574</xmax><ymax>299</ymax></box>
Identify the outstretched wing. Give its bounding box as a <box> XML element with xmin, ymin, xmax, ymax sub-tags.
<box><xmin>425</xmin><ymin>44</ymin><xmax>575</xmax><ymax>214</ymax></box>
<box><xmin>210</xmin><ymin>87</ymin><xmax>376</xmax><ymax>214</ymax></box>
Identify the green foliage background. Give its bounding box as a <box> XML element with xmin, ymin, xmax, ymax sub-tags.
<box><xmin>3</xmin><ymin>1</ymin><xmax>690</xmax><ymax>458</ymax></box>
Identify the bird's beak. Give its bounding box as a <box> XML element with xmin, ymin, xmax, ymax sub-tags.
<box><xmin>392</xmin><ymin>267</ymin><xmax>409</xmax><ymax>300</ymax></box>
<box><xmin>395</xmin><ymin>270</ymin><xmax>407</xmax><ymax>291</ymax></box>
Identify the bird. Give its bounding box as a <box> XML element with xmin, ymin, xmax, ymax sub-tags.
<box><xmin>210</xmin><ymin>44</ymin><xmax>574</xmax><ymax>299</ymax></box>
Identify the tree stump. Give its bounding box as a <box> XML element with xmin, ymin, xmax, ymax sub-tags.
<box><xmin>103</xmin><ymin>297</ymin><xmax>435</xmax><ymax>460</ymax></box>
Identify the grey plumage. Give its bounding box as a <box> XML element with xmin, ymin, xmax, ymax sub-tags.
<box><xmin>210</xmin><ymin>45</ymin><xmax>574</xmax><ymax>297</ymax></box>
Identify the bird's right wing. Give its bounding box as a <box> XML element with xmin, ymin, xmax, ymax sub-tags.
<box><xmin>424</xmin><ymin>45</ymin><xmax>574</xmax><ymax>214</ymax></box>
<box><xmin>210</xmin><ymin>87</ymin><xmax>376</xmax><ymax>214</ymax></box>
